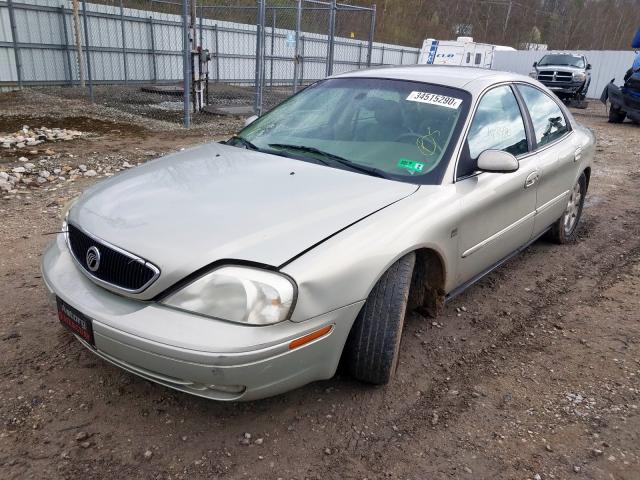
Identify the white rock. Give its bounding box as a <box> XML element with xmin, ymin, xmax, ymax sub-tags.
<box><xmin>12</xmin><ymin>167</ymin><xmax>26</xmax><ymax>174</ymax></box>
<box><xmin>84</xmin><ymin>170</ymin><xmax>97</xmax><ymax>177</ymax></box>
<box><xmin>36</xmin><ymin>177</ymin><xmax>47</xmax><ymax>184</ymax></box>
<box><xmin>24</xmin><ymin>163</ymin><xmax>35</xmax><ymax>171</ymax></box>
<box><xmin>0</xmin><ymin>179</ymin><xmax>11</xmax><ymax>191</ymax></box>
<box><xmin>79</xmin><ymin>164</ymin><xmax>87</xmax><ymax>172</ymax></box>
<box><xmin>39</xmin><ymin>170</ymin><xmax>50</xmax><ymax>178</ymax></box>
<box><xmin>0</xmin><ymin>172</ymin><xmax>9</xmax><ymax>180</ymax></box>
<box><xmin>18</xmin><ymin>157</ymin><xmax>28</xmax><ymax>162</ymax></box>
<box><xmin>53</xmin><ymin>168</ymin><xmax>62</xmax><ymax>175</ymax></box>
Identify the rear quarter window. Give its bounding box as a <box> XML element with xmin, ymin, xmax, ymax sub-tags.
<box><xmin>517</xmin><ymin>85</ymin><xmax>570</xmax><ymax>148</ymax></box>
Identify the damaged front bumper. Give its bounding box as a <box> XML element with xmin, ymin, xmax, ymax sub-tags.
<box><xmin>41</xmin><ymin>233</ymin><xmax>362</xmax><ymax>401</ymax></box>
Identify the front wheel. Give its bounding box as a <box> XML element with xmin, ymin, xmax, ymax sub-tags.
<box><xmin>345</xmin><ymin>253</ymin><xmax>415</xmax><ymax>385</ymax></box>
<box><xmin>549</xmin><ymin>172</ymin><xmax>587</xmax><ymax>244</ymax></box>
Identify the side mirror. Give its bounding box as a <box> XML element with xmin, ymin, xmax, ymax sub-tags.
<box><xmin>586</xmin><ymin>63</ymin><xmax>592</xmax><ymax>70</ymax></box>
<box><xmin>533</xmin><ymin>61</ymin><xmax>538</xmax><ymax>68</ymax></box>
<box><xmin>244</xmin><ymin>115</ymin><xmax>259</xmax><ymax>128</ymax></box>
<box><xmin>477</xmin><ymin>150</ymin><xmax>519</xmax><ymax>173</ymax></box>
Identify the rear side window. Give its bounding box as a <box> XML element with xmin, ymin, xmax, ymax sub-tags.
<box><xmin>457</xmin><ymin>85</ymin><xmax>528</xmax><ymax>178</ymax></box>
<box><xmin>517</xmin><ymin>85</ymin><xmax>569</xmax><ymax>147</ymax></box>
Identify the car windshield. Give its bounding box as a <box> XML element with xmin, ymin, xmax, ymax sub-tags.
<box><xmin>234</xmin><ymin>77</ymin><xmax>471</xmax><ymax>184</ymax></box>
<box><xmin>538</xmin><ymin>54</ymin><xmax>585</xmax><ymax>68</ymax></box>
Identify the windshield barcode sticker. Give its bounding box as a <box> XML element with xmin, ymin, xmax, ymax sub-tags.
<box><xmin>406</xmin><ymin>91</ymin><xmax>463</xmax><ymax>109</ymax></box>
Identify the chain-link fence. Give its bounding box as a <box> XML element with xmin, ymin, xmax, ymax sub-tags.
<box><xmin>1</xmin><ymin>0</ymin><xmax>420</xmax><ymax>127</ymax></box>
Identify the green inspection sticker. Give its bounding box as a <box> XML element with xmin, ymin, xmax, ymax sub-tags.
<box><xmin>397</xmin><ymin>158</ymin><xmax>425</xmax><ymax>173</ymax></box>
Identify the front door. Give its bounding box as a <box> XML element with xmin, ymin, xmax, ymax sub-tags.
<box><xmin>455</xmin><ymin>85</ymin><xmax>537</xmax><ymax>285</ymax></box>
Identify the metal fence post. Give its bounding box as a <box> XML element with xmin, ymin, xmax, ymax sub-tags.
<box><xmin>182</xmin><ymin>0</ymin><xmax>191</xmax><ymax>127</ymax></box>
<box><xmin>148</xmin><ymin>16</ymin><xmax>157</xmax><ymax>83</ymax></box>
<box><xmin>300</xmin><ymin>34</ymin><xmax>305</xmax><ymax>87</ymax></box>
<box><xmin>119</xmin><ymin>0</ymin><xmax>128</xmax><ymax>84</ymax></box>
<box><xmin>59</xmin><ymin>5</ymin><xmax>73</xmax><ymax>85</ymax></box>
<box><xmin>7</xmin><ymin>0</ymin><xmax>23</xmax><ymax>88</ymax></box>
<box><xmin>81</xmin><ymin>0</ymin><xmax>94</xmax><ymax>102</ymax></box>
<box><xmin>199</xmin><ymin>6</ymin><xmax>203</xmax><ymax>48</ymax></box>
<box><xmin>254</xmin><ymin>0</ymin><xmax>266</xmax><ymax>115</ymax></box>
<box><xmin>270</xmin><ymin>8</ymin><xmax>275</xmax><ymax>88</ymax></box>
<box><xmin>214</xmin><ymin>24</ymin><xmax>220</xmax><ymax>83</ymax></box>
<box><xmin>326</xmin><ymin>0</ymin><xmax>336</xmax><ymax>76</ymax></box>
<box><xmin>366</xmin><ymin>4</ymin><xmax>376</xmax><ymax>67</ymax></box>
<box><xmin>292</xmin><ymin>0</ymin><xmax>302</xmax><ymax>93</ymax></box>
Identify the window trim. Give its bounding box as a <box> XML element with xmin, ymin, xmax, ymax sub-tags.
<box><xmin>454</xmin><ymin>83</ymin><xmax>531</xmax><ymax>181</ymax></box>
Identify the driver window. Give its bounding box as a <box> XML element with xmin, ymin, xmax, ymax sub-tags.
<box><xmin>457</xmin><ymin>85</ymin><xmax>528</xmax><ymax>179</ymax></box>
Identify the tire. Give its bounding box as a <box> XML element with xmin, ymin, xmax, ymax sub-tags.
<box><xmin>608</xmin><ymin>105</ymin><xmax>626</xmax><ymax>123</ymax></box>
<box><xmin>549</xmin><ymin>172</ymin><xmax>587</xmax><ymax>244</ymax></box>
<box><xmin>345</xmin><ymin>253</ymin><xmax>415</xmax><ymax>385</ymax></box>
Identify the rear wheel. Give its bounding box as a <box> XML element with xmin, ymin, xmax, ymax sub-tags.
<box><xmin>345</xmin><ymin>253</ymin><xmax>415</xmax><ymax>385</ymax></box>
<box><xmin>549</xmin><ymin>172</ymin><xmax>586</xmax><ymax>244</ymax></box>
<box><xmin>608</xmin><ymin>105</ymin><xmax>626</xmax><ymax>123</ymax></box>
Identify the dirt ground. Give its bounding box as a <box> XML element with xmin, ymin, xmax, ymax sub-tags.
<box><xmin>1</xmin><ymin>94</ymin><xmax>639</xmax><ymax>480</ymax></box>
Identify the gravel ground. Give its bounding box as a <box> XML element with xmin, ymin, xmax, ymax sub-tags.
<box><xmin>22</xmin><ymin>84</ymin><xmax>289</xmax><ymax>126</ymax></box>
<box><xmin>0</xmin><ymin>98</ymin><xmax>639</xmax><ymax>480</ymax></box>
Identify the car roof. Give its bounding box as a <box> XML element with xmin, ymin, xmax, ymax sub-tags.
<box><xmin>332</xmin><ymin>65</ymin><xmax>537</xmax><ymax>94</ymax></box>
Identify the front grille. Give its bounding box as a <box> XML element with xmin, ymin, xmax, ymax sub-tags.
<box><xmin>538</xmin><ymin>70</ymin><xmax>574</xmax><ymax>83</ymax></box>
<box><xmin>67</xmin><ymin>223</ymin><xmax>159</xmax><ymax>292</ymax></box>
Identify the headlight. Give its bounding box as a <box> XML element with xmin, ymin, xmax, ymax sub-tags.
<box><xmin>162</xmin><ymin>266</ymin><xmax>296</xmax><ymax>325</ymax></box>
<box><xmin>60</xmin><ymin>196</ymin><xmax>79</xmax><ymax>238</ymax></box>
<box><xmin>573</xmin><ymin>72</ymin><xmax>586</xmax><ymax>81</ymax></box>
<box><xmin>529</xmin><ymin>71</ymin><xmax>537</xmax><ymax>78</ymax></box>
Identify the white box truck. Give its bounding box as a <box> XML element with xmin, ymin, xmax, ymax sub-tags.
<box><xmin>418</xmin><ymin>37</ymin><xmax>515</xmax><ymax>68</ymax></box>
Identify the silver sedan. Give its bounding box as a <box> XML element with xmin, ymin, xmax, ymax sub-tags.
<box><xmin>42</xmin><ymin>66</ymin><xmax>595</xmax><ymax>401</ymax></box>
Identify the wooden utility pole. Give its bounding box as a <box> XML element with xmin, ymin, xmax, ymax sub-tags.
<box><xmin>71</xmin><ymin>0</ymin><xmax>85</xmax><ymax>87</ymax></box>
<box><xmin>502</xmin><ymin>0</ymin><xmax>512</xmax><ymax>40</ymax></box>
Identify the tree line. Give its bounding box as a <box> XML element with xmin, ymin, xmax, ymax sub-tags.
<box><xmin>195</xmin><ymin>0</ymin><xmax>640</xmax><ymax>51</ymax></box>
<box><xmin>343</xmin><ymin>0</ymin><xmax>640</xmax><ymax>49</ymax></box>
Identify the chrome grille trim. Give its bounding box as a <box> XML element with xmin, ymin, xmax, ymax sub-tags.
<box><xmin>66</xmin><ymin>222</ymin><xmax>160</xmax><ymax>294</ymax></box>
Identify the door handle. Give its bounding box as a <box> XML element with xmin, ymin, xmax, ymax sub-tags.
<box><xmin>524</xmin><ymin>171</ymin><xmax>539</xmax><ymax>189</ymax></box>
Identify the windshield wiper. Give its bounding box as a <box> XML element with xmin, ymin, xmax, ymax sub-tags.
<box><xmin>268</xmin><ymin>143</ymin><xmax>390</xmax><ymax>179</ymax></box>
<box><xmin>226</xmin><ymin>135</ymin><xmax>259</xmax><ymax>151</ymax></box>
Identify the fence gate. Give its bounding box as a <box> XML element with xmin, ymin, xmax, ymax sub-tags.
<box><xmin>255</xmin><ymin>0</ymin><xmax>376</xmax><ymax>115</ymax></box>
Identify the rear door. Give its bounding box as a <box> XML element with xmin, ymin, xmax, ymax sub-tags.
<box><xmin>515</xmin><ymin>84</ymin><xmax>578</xmax><ymax>237</ymax></box>
<box><xmin>455</xmin><ymin>84</ymin><xmax>537</xmax><ymax>285</ymax></box>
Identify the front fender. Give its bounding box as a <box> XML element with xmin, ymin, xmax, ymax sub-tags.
<box><xmin>281</xmin><ymin>186</ymin><xmax>459</xmax><ymax>322</ymax></box>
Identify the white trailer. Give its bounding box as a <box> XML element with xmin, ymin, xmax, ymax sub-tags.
<box><xmin>418</xmin><ymin>37</ymin><xmax>514</xmax><ymax>69</ymax></box>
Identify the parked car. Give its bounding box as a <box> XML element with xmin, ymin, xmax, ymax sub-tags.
<box><xmin>42</xmin><ymin>66</ymin><xmax>595</xmax><ymax>401</ymax></box>
<box><xmin>601</xmin><ymin>69</ymin><xmax>640</xmax><ymax>124</ymax></box>
<box><xmin>529</xmin><ymin>53</ymin><xmax>591</xmax><ymax>103</ymax></box>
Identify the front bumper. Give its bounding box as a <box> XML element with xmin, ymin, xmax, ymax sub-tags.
<box><xmin>42</xmin><ymin>234</ymin><xmax>362</xmax><ymax>401</ymax></box>
<box><xmin>539</xmin><ymin>81</ymin><xmax>585</xmax><ymax>95</ymax></box>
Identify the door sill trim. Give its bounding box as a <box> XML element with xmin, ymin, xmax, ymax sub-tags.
<box><xmin>446</xmin><ymin>227</ymin><xmax>551</xmax><ymax>303</ymax></box>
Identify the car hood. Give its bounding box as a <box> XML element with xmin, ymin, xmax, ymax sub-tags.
<box><xmin>537</xmin><ymin>65</ymin><xmax>584</xmax><ymax>72</ymax></box>
<box><xmin>68</xmin><ymin>142</ymin><xmax>418</xmax><ymax>299</ymax></box>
